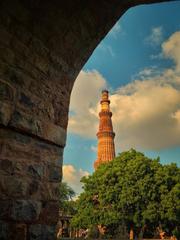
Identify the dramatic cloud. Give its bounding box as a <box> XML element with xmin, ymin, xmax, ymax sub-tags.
<box><xmin>68</xmin><ymin>70</ymin><xmax>106</xmax><ymax>138</ymax></box>
<box><xmin>134</xmin><ymin>66</ymin><xmax>162</xmax><ymax>80</ymax></box>
<box><xmin>63</xmin><ymin>165</ymin><xmax>89</xmax><ymax>195</ymax></box>
<box><xmin>162</xmin><ymin>31</ymin><xmax>180</xmax><ymax>71</ymax></box>
<box><xmin>114</xmin><ymin>31</ymin><xmax>180</xmax><ymax>150</ymax></box>
<box><xmin>68</xmin><ymin>31</ymin><xmax>180</xmax><ymax>151</ymax></box>
<box><xmin>111</xmin><ymin>78</ymin><xmax>180</xmax><ymax>151</ymax></box>
<box><xmin>145</xmin><ymin>26</ymin><xmax>163</xmax><ymax>46</ymax></box>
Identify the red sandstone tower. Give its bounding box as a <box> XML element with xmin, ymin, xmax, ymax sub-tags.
<box><xmin>94</xmin><ymin>90</ymin><xmax>115</xmax><ymax>169</ymax></box>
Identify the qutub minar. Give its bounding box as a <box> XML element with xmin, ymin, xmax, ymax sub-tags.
<box><xmin>94</xmin><ymin>90</ymin><xmax>116</xmax><ymax>169</ymax></box>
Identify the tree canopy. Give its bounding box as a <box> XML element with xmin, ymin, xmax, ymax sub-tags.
<box><xmin>71</xmin><ymin>149</ymin><xmax>180</xmax><ymax>238</ymax></box>
<box><xmin>59</xmin><ymin>181</ymin><xmax>76</xmax><ymax>215</ymax></box>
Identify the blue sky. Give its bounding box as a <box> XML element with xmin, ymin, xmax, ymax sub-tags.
<box><xmin>63</xmin><ymin>1</ymin><xmax>180</xmax><ymax>194</ymax></box>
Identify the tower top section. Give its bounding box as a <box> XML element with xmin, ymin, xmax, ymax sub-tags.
<box><xmin>102</xmin><ymin>89</ymin><xmax>108</xmax><ymax>94</ymax></box>
<box><xmin>100</xmin><ymin>90</ymin><xmax>110</xmax><ymax>111</ymax></box>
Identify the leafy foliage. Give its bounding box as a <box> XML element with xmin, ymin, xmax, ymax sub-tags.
<box><xmin>59</xmin><ymin>182</ymin><xmax>76</xmax><ymax>215</ymax></box>
<box><xmin>71</xmin><ymin>150</ymin><xmax>180</xmax><ymax>237</ymax></box>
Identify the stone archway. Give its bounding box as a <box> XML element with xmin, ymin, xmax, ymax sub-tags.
<box><xmin>0</xmin><ymin>0</ymin><xmax>175</xmax><ymax>239</ymax></box>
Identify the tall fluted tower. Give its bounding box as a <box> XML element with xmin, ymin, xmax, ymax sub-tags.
<box><xmin>94</xmin><ymin>90</ymin><xmax>115</xmax><ymax>170</ymax></box>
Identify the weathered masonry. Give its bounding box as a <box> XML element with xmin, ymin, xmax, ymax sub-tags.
<box><xmin>0</xmin><ymin>0</ymin><xmax>174</xmax><ymax>239</ymax></box>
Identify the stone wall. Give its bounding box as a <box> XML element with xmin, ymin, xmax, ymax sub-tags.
<box><xmin>0</xmin><ymin>128</ymin><xmax>62</xmax><ymax>239</ymax></box>
<box><xmin>0</xmin><ymin>1</ymin><xmax>69</xmax><ymax>238</ymax></box>
<box><xmin>0</xmin><ymin>0</ymin><xmax>173</xmax><ymax>239</ymax></box>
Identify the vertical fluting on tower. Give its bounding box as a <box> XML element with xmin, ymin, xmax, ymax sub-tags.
<box><xmin>94</xmin><ymin>90</ymin><xmax>115</xmax><ymax>170</ymax></box>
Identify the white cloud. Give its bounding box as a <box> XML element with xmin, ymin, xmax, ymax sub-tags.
<box><xmin>68</xmin><ymin>31</ymin><xmax>180</xmax><ymax>151</ymax></box>
<box><xmin>111</xmin><ymin>77</ymin><xmax>180</xmax><ymax>151</ymax></box>
<box><xmin>63</xmin><ymin>165</ymin><xmax>89</xmax><ymax>196</ymax></box>
<box><xmin>68</xmin><ymin>70</ymin><xmax>106</xmax><ymax>138</ymax></box>
<box><xmin>113</xmin><ymin>31</ymin><xmax>180</xmax><ymax>150</ymax></box>
<box><xmin>162</xmin><ymin>31</ymin><xmax>180</xmax><ymax>71</ymax></box>
<box><xmin>134</xmin><ymin>66</ymin><xmax>162</xmax><ymax>80</ymax></box>
<box><xmin>150</xmin><ymin>52</ymin><xmax>163</xmax><ymax>60</ymax></box>
<box><xmin>145</xmin><ymin>26</ymin><xmax>163</xmax><ymax>46</ymax></box>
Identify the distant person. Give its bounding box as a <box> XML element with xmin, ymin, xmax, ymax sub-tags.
<box><xmin>130</xmin><ymin>229</ymin><xmax>134</xmax><ymax>240</ymax></box>
<box><xmin>170</xmin><ymin>235</ymin><xmax>177</xmax><ymax>240</ymax></box>
<box><xmin>160</xmin><ymin>231</ymin><xmax>165</xmax><ymax>239</ymax></box>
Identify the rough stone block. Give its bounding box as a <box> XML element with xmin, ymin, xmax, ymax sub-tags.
<box><xmin>0</xmin><ymin>26</ymin><xmax>12</xmax><ymax>46</ymax></box>
<box><xmin>9</xmin><ymin>223</ymin><xmax>27</xmax><ymax>240</ymax></box>
<box><xmin>9</xmin><ymin>110</ymin><xmax>41</xmax><ymax>136</ymax></box>
<box><xmin>13</xmin><ymin>161</ymin><xmax>26</xmax><ymax>174</ymax></box>
<box><xmin>48</xmin><ymin>166</ymin><xmax>61</xmax><ymax>182</ymax></box>
<box><xmin>11</xmin><ymin>200</ymin><xmax>42</xmax><ymax>222</ymax></box>
<box><xmin>39</xmin><ymin>201</ymin><xmax>59</xmax><ymax>224</ymax></box>
<box><xmin>0</xmin><ymin>159</ymin><xmax>14</xmax><ymax>175</ymax></box>
<box><xmin>54</xmin><ymin>151</ymin><xmax>63</xmax><ymax>167</ymax></box>
<box><xmin>34</xmin><ymin>55</ymin><xmax>49</xmax><ymax>74</ymax></box>
<box><xmin>50</xmin><ymin>183</ymin><xmax>59</xmax><ymax>201</ymax></box>
<box><xmin>19</xmin><ymin>92</ymin><xmax>35</xmax><ymax>109</ymax></box>
<box><xmin>0</xmin><ymin>221</ymin><xmax>8</xmax><ymax>240</ymax></box>
<box><xmin>28</xmin><ymin>180</ymin><xmax>39</xmax><ymax>196</ymax></box>
<box><xmin>36</xmin><ymin>143</ymin><xmax>63</xmax><ymax>167</ymax></box>
<box><xmin>0</xmin><ymin>79</ymin><xmax>14</xmax><ymax>101</ymax></box>
<box><xmin>0</xmin><ymin>201</ymin><xmax>11</xmax><ymax>219</ymax></box>
<box><xmin>0</xmin><ymin>175</ymin><xmax>28</xmax><ymax>198</ymax></box>
<box><xmin>40</xmin><ymin>182</ymin><xmax>59</xmax><ymax>201</ymax></box>
<box><xmin>29</xmin><ymin>224</ymin><xmax>55</xmax><ymax>240</ymax></box>
<box><xmin>28</xmin><ymin>164</ymin><xmax>44</xmax><ymax>179</ymax></box>
<box><xmin>9</xmin><ymin>110</ymin><xmax>67</xmax><ymax>147</ymax></box>
<box><xmin>0</xmin><ymin>45</ymin><xmax>15</xmax><ymax>65</ymax></box>
<box><xmin>8</xmin><ymin>129</ymin><xmax>31</xmax><ymax>145</ymax></box>
<box><xmin>0</xmin><ymin>101</ymin><xmax>14</xmax><ymax>125</ymax></box>
<box><xmin>41</xmin><ymin>122</ymin><xmax>67</xmax><ymax>147</ymax></box>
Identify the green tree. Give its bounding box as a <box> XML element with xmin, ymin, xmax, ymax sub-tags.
<box><xmin>71</xmin><ymin>149</ymin><xmax>180</xmax><ymax>238</ymax></box>
<box><xmin>59</xmin><ymin>182</ymin><xmax>76</xmax><ymax>215</ymax></box>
